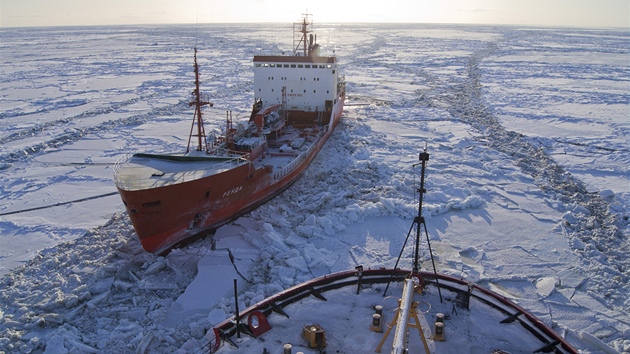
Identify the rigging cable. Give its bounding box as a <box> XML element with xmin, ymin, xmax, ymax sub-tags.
<box><xmin>0</xmin><ymin>192</ymin><xmax>119</xmax><ymax>216</ymax></box>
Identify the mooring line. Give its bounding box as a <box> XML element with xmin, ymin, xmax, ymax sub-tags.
<box><xmin>0</xmin><ymin>191</ymin><xmax>119</xmax><ymax>216</ymax></box>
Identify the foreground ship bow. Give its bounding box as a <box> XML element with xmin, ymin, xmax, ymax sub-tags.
<box><xmin>208</xmin><ymin>150</ymin><xmax>579</xmax><ymax>353</ymax></box>
<box><xmin>114</xmin><ymin>15</ymin><xmax>345</xmax><ymax>253</ymax></box>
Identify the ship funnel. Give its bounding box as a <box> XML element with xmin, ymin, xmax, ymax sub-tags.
<box><xmin>309</xmin><ymin>34</ymin><xmax>315</xmax><ymax>56</ymax></box>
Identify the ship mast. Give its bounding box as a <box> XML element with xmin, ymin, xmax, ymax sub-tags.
<box><xmin>293</xmin><ymin>14</ymin><xmax>314</xmax><ymax>57</ymax></box>
<box><xmin>187</xmin><ymin>47</ymin><xmax>213</xmax><ymax>153</ymax></box>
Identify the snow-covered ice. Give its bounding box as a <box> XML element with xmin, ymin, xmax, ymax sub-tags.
<box><xmin>0</xmin><ymin>23</ymin><xmax>628</xmax><ymax>353</ymax></box>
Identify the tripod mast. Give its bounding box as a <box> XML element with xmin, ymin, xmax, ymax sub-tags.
<box><xmin>413</xmin><ymin>150</ymin><xmax>429</xmax><ymax>272</ymax></box>
<box><xmin>384</xmin><ymin>148</ymin><xmax>442</xmax><ymax>302</ymax></box>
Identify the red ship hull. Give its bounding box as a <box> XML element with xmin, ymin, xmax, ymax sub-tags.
<box><xmin>116</xmin><ymin>97</ymin><xmax>344</xmax><ymax>254</ymax></box>
<box><xmin>115</xmin><ymin>17</ymin><xmax>345</xmax><ymax>253</ymax></box>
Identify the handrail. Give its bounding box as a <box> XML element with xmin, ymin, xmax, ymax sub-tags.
<box><xmin>113</xmin><ymin>153</ymin><xmax>248</xmax><ymax>191</ymax></box>
<box><xmin>210</xmin><ymin>268</ymin><xmax>578</xmax><ymax>354</ymax></box>
<box><xmin>113</xmin><ymin>154</ymin><xmax>131</xmax><ymax>188</ymax></box>
<box><xmin>273</xmin><ymin>129</ymin><xmax>325</xmax><ymax>180</ymax></box>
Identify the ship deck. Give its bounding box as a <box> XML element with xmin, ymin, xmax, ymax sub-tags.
<box><xmin>252</xmin><ymin>125</ymin><xmax>324</xmax><ymax>181</ymax></box>
<box><xmin>211</xmin><ymin>269</ymin><xmax>578</xmax><ymax>354</ymax></box>
<box><xmin>252</xmin><ymin>153</ymin><xmax>294</xmax><ymax>173</ymax></box>
<box><xmin>114</xmin><ymin>153</ymin><xmax>248</xmax><ymax>191</ymax></box>
<box><xmin>114</xmin><ymin>121</ymin><xmax>329</xmax><ymax>193</ymax></box>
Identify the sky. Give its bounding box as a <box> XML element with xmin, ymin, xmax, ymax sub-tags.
<box><xmin>1</xmin><ymin>0</ymin><xmax>628</xmax><ymax>28</ymax></box>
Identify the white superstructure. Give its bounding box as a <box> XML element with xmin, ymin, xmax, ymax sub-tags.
<box><xmin>253</xmin><ymin>56</ymin><xmax>339</xmax><ymax>112</ymax></box>
<box><xmin>253</xmin><ymin>14</ymin><xmax>341</xmax><ymax>113</ymax></box>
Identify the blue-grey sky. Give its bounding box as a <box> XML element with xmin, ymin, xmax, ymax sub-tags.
<box><xmin>1</xmin><ymin>0</ymin><xmax>628</xmax><ymax>28</ymax></box>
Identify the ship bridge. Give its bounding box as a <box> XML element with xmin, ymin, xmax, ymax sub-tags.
<box><xmin>253</xmin><ymin>15</ymin><xmax>341</xmax><ymax>114</ymax></box>
<box><xmin>253</xmin><ymin>55</ymin><xmax>339</xmax><ymax>113</ymax></box>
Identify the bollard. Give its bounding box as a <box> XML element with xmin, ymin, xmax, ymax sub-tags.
<box><xmin>372</xmin><ymin>314</ymin><xmax>382</xmax><ymax>327</ymax></box>
<box><xmin>433</xmin><ymin>322</ymin><xmax>445</xmax><ymax>341</ymax></box>
<box><xmin>375</xmin><ymin>305</ymin><xmax>383</xmax><ymax>316</ymax></box>
<box><xmin>371</xmin><ymin>306</ymin><xmax>384</xmax><ymax>332</ymax></box>
<box><xmin>434</xmin><ymin>312</ymin><xmax>446</xmax><ymax>341</ymax></box>
<box><xmin>370</xmin><ymin>313</ymin><xmax>383</xmax><ymax>333</ymax></box>
<box><xmin>283</xmin><ymin>343</ymin><xmax>292</xmax><ymax>354</ymax></box>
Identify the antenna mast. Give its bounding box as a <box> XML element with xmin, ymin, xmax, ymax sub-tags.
<box><xmin>187</xmin><ymin>48</ymin><xmax>214</xmax><ymax>153</ymax></box>
<box><xmin>384</xmin><ymin>147</ymin><xmax>442</xmax><ymax>302</ymax></box>
<box><xmin>293</xmin><ymin>14</ymin><xmax>313</xmax><ymax>57</ymax></box>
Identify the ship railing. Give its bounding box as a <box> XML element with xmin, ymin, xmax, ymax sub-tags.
<box><xmin>207</xmin><ymin>145</ymin><xmax>252</xmax><ymax>161</ymax></box>
<box><xmin>210</xmin><ymin>268</ymin><xmax>579</xmax><ymax>354</ymax></box>
<box><xmin>167</xmin><ymin>157</ymin><xmax>245</xmax><ymax>186</ymax></box>
<box><xmin>113</xmin><ymin>153</ymin><xmax>247</xmax><ymax>191</ymax></box>
<box><xmin>113</xmin><ymin>154</ymin><xmax>132</xmax><ymax>188</ymax></box>
<box><xmin>273</xmin><ymin>129</ymin><xmax>324</xmax><ymax>180</ymax></box>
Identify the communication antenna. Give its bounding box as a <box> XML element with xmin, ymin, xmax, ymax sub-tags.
<box><xmin>193</xmin><ymin>0</ymin><xmax>200</xmax><ymax>48</ymax></box>
<box><xmin>384</xmin><ymin>146</ymin><xmax>442</xmax><ymax>303</ymax></box>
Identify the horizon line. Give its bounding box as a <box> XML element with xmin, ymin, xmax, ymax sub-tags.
<box><xmin>2</xmin><ymin>21</ymin><xmax>627</xmax><ymax>31</ymax></box>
